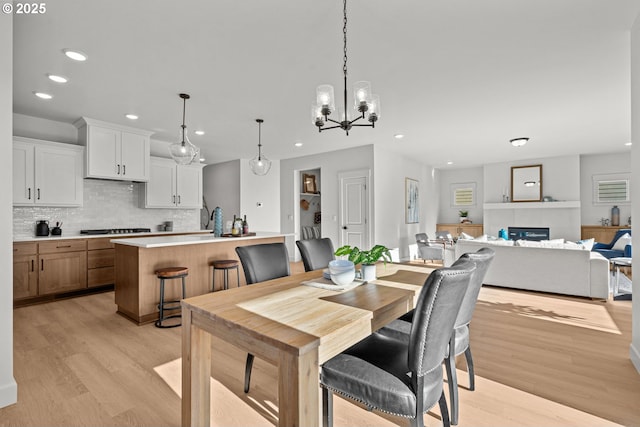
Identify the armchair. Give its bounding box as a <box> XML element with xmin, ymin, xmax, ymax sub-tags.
<box><xmin>416</xmin><ymin>233</ymin><xmax>445</xmax><ymax>263</ymax></box>
<box><xmin>592</xmin><ymin>229</ymin><xmax>632</xmax><ymax>259</ymax></box>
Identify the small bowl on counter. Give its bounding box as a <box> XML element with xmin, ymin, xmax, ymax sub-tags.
<box><xmin>328</xmin><ymin>260</ymin><xmax>356</xmax><ymax>286</ymax></box>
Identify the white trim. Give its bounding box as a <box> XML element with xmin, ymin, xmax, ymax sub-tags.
<box><xmin>0</xmin><ymin>379</ymin><xmax>17</xmax><ymax>409</ymax></box>
<box><xmin>631</xmin><ymin>342</ymin><xmax>640</xmax><ymax>375</ymax></box>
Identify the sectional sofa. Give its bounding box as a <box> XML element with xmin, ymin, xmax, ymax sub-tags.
<box><xmin>455</xmin><ymin>239</ymin><xmax>610</xmax><ymax>299</ymax></box>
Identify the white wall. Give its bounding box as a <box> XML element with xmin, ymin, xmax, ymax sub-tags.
<box><xmin>630</xmin><ymin>14</ymin><xmax>640</xmax><ymax>375</ymax></box>
<box><xmin>373</xmin><ymin>146</ymin><xmax>438</xmax><ymax>261</ymax></box>
<box><xmin>202</xmin><ymin>160</ymin><xmax>240</xmax><ymax>232</ymax></box>
<box><xmin>1</xmin><ymin>13</ymin><xmax>17</xmax><ymax>408</ymax></box>
<box><xmin>240</xmin><ymin>159</ymin><xmax>281</xmax><ymax>232</ymax></box>
<box><xmin>437</xmin><ymin>167</ymin><xmax>484</xmax><ymax>224</ymax></box>
<box><xmin>13</xmin><ymin>113</ymin><xmax>78</xmax><ymax>144</ymax></box>
<box><xmin>280</xmin><ymin>145</ymin><xmax>374</xmax><ymax>259</ymax></box>
<box><xmin>580</xmin><ymin>152</ymin><xmax>632</xmax><ymax>226</ymax></box>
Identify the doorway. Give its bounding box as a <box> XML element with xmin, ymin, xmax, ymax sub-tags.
<box><xmin>338</xmin><ymin>169</ymin><xmax>371</xmax><ymax>248</ymax></box>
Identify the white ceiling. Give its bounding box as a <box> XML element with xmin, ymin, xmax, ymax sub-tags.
<box><xmin>12</xmin><ymin>0</ymin><xmax>640</xmax><ymax>168</ymax></box>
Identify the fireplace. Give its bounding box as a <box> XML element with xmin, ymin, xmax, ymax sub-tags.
<box><xmin>508</xmin><ymin>227</ymin><xmax>550</xmax><ymax>241</ymax></box>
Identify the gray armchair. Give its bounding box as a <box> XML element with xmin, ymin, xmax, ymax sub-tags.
<box><xmin>416</xmin><ymin>232</ymin><xmax>445</xmax><ymax>263</ymax></box>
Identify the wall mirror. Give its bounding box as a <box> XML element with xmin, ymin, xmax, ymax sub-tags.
<box><xmin>511</xmin><ymin>164</ymin><xmax>542</xmax><ymax>202</ymax></box>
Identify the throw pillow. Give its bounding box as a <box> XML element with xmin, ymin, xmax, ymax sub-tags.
<box><xmin>577</xmin><ymin>238</ymin><xmax>595</xmax><ymax>251</ymax></box>
<box><xmin>474</xmin><ymin>234</ymin><xmax>488</xmax><ymax>242</ymax></box>
<box><xmin>458</xmin><ymin>232</ymin><xmax>473</xmax><ymax>240</ymax></box>
<box><xmin>540</xmin><ymin>239</ymin><xmax>565</xmax><ymax>249</ymax></box>
<box><xmin>612</xmin><ymin>233</ymin><xmax>632</xmax><ymax>251</ymax></box>
<box><xmin>563</xmin><ymin>241</ymin><xmax>583</xmax><ymax>250</ymax></box>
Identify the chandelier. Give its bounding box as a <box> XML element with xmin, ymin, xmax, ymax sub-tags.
<box><xmin>249</xmin><ymin>119</ymin><xmax>272</xmax><ymax>176</ymax></box>
<box><xmin>312</xmin><ymin>0</ymin><xmax>380</xmax><ymax>135</ymax></box>
<box><xmin>169</xmin><ymin>93</ymin><xmax>200</xmax><ymax>165</ymax></box>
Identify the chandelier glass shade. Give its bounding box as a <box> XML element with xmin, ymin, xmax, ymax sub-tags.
<box><xmin>249</xmin><ymin>119</ymin><xmax>272</xmax><ymax>176</ymax></box>
<box><xmin>169</xmin><ymin>93</ymin><xmax>200</xmax><ymax>165</ymax></box>
<box><xmin>312</xmin><ymin>0</ymin><xmax>380</xmax><ymax>135</ymax></box>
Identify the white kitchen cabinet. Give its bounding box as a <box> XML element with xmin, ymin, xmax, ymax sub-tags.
<box><xmin>144</xmin><ymin>157</ymin><xmax>202</xmax><ymax>208</ymax></box>
<box><xmin>13</xmin><ymin>137</ymin><xmax>84</xmax><ymax>207</ymax></box>
<box><xmin>74</xmin><ymin>117</ymin><xmax>152</xmax><ymax>182</ymax></box>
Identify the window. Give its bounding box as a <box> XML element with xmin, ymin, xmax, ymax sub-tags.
<box><xmin>593</xmin><ymin>173</ymin><xmax>630</xmax><ymax>204</ymax></box>
<box><xmin>450</xmin><ymin>182</ymin><xmax>476</xmax><ymax>207</ymax></box>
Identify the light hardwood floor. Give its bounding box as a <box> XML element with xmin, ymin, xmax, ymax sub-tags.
<box><xmin>2</xmin><ymin>269</ymin><xmax>639</xmax><ymax>427</ymax></box>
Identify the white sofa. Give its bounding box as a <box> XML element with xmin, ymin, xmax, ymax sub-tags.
<box><xmin>455</xmin><ymin>239</ymin><xmax>610</xmax><ymax>299</ymax></box>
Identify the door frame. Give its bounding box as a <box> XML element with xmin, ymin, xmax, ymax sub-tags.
<box><xmin>338</xmin><ymin>168</ymin><xmax>373</xmax><ymax>248</ymax></box>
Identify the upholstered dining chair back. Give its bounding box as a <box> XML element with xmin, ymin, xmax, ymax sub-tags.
<box><xmin>454</xmin><ymin>247</ymin><xmax>495</xmax><ymax>328</ymax></box>
<box><xmin>235</xmin><ymin>243</ymin><xmax>290</xmax><ymax>284</ymax></box>
<box><xmin>296</xmin><ymin>238</ymin><xmax>335</xmax><ymax>272</ymax></box>
<box><xmin>408</xmin><ymin>258</ymin><xmax>476</xmax><ymax>376</ymax></box>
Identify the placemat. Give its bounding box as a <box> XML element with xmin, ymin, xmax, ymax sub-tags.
<box><xmin>301</xmin><ymin>277</ymin><xmax>366</xmax><ymax>291</ymax></box>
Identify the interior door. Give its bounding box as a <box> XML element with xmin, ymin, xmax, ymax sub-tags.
<box><xmin>339</xmin><ymin>172</ymin><xmax>370</xmax><ymax>248</ymax></box>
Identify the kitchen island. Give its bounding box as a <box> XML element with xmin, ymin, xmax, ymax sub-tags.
<box><xmin>111</xmin><ymin>232</ymin><xmax>287</xmax><ymax>324</ymax></box>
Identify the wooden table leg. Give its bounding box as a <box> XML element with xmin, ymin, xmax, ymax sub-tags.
<box><xmin>182</xmin><ymin>308</ymin><xmax>212</xmax><ymax>427</ymax></box>
<box><xmin>278</xmin><ymin>349</ymin><xmax>320</xmax><ymax>427</ymax></box>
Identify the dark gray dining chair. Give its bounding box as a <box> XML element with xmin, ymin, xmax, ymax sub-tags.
<box><xmin>377</xmin><ymin>247</ymin><xmax>495</xmax><ymax>425</ymax></box>
<box><xmin>296</xmin><ymin>238</ymin><xmax>335</xmax><ymax>272</ymax></box>
<box><xmin>235</xmin><ymin>242</ymin><xmax>290</xmax><ymax>393</ymax></box>
<box><xmin>320</xmin><ymin>257</ymin><xmax>476</xmax><ymax>427</ymax></box>
<box><xmin>416</xmin><ymin>232</ymin><xmax>445</xmax><ymax>263</ymax></box>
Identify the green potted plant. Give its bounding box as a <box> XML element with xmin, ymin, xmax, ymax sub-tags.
<box><xmin>459</xmin><ymin>210</ymin><xmax>469</xmax><ymax>223</ymax></box>
<box><xmin>334</xmin><ymin>244</ymin><xmax>392</xmax><ymax>281</ymax></box>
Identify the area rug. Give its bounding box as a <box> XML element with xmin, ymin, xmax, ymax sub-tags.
<box><xmin>610</xmin><ymin>270</ymin><xmax>632</xmax><ymax>300</ymax></box>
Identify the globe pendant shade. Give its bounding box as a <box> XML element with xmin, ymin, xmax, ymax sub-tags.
<box><xmin>169</xmin><ymin>127</ymin><xmax>199</xmax><ymax>165</ymax></box>
<box><xmin>249</xmin><ymin>154</ymin><xmax>271</xmax><ymax>176</ymax></box>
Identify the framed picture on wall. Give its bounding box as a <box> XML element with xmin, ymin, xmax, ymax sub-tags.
<box><xmin>405</xmin><ymin>178</ymin><xmax>419</xmax><ymax>223</ymax></box>
<box><xmin>303</xmin><ymin>174</ymin><xmax>317</xmax><ymax>193</ymax></box>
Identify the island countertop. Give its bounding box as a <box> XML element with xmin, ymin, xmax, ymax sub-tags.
<box><xmin>111</xmin><ymin>231</ymin><xmax>289</xmax><ymax>248</ymax></box>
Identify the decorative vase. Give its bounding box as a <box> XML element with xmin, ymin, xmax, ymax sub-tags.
<box><xmin>611</xmin><ymin>205</ymin><xmax>620</xmax><ymax>227</ymax></box>
<box><xmin>360</xmin><ymin>264</ymin><xmax>377</xmax><ymax>282</ymax></box>
<box><xmin>214</xmin><ymin>207</ymin><xmax>223</xmax><ymax>237</ymax></box>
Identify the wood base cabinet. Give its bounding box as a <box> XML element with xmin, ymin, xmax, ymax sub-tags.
<box><xmin>436</xmin><ymin>223</ymin><xmax>484</xmax><ymax>238</ymax></box>
<box><xmin>37</xmin><ymin>240</ymin><xmax>87</xmax><ymax>295</ymax></box>
<box><xmin>13</xmin><ymin>243</ymin><xmax>38</xmax><ymax>300</ymax></box>
<box><xmin>581</xmin><ymin>225</ymin><xmax>631</xmax><ymax>244</ymax></box>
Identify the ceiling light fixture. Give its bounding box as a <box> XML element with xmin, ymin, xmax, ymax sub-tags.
<box><xmin>47</xmin><ymin>74</ymin><xmax>68</xmax><ymax>83</ymax></box>
<box><xmin>394</xmin><ymin>134</ymin><xmax>404</xmax><ymax>139</ymax></box>
<box><xmin>312</xmin><ymin>0</ymin><xmax>380</xmax><ymax>135</ymax></box>
<box><xmin>63</xmin><ymin>49</ymin><xmax>87</xmax><ymax>61</ymax></box>
<box><xmin>510</xmin><ymin>137</ymin><xmax>529</xmax><ymax>147</ymax></box>
<box><xmin>169</xmin><ymin>93</ymin><xmax>199</xmax><ymax>165</ymax></box>
<box><xmin>294</xmin><ymin>141</ymin><xmax>303</xmax><ymax>147</ymax></box>
<box><xmin>447</xmin><ymin>161</ymin><xmax>453</xmax><ymax>165</ymax></box>
<box><xmin>194</xmin><ymin>130</ymin><xmax>205</xmax><ymax>136</ymax></box>
<box><xmin>33</xmin><ymin>92</ymin><xmax>52</xmax><ymax>99</ymax></box>
<box><xmin>125</xmin><ymin>114</ymin><xmax>138</xmax><ymax>120</ymax></box>
<box><xmin>249</xmin><ymin>119</ymin><xmax>272</xmax><ymax>176</ymax></box>
<box><xmin>625</xmin><ymin>142</ymin><xmax>632</xmax><ymax>146</ymax></box>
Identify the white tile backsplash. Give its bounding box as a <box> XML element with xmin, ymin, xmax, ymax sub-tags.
<box><xmin>13</xmin><ymin>179</ymin><xmax>200</xmax><ymax>238</ymax></box>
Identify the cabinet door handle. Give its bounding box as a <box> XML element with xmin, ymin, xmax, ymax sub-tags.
<box><xmin>31</xmin><ymin>259</ymin><xmax>34</xmax><ymax>272</ymax></box>
<box><xmin>41</xmin><ymin>259</ymin><xmax>44</xmax><ymax>271</ymax></box>
<box><xmin>117</xmin><ymin>164</ymin><xmax>121</xmax><ymax>175</ymax></box>
<box><xmin>122</xmin><ymin>164</ymin><xmax>126</xmax><ymax>175</ymax></box>
<box><xmin>173</xmin><ymin>195</ymin><xmax>176</xmax><ymax>204</ymax></box>
<box><xmin>28</xmin><ymin>188</ymin><xmax>31</xmax><ymax>200</ymax></box>
<box><xmin>56</xmin><ymin>245</ymin><xmax>71</xmax><ymax>249</ymax></box>
<box><xmin>37</xmin><ymin>188</ymin><xmax>40</xmax><ymax>200</ymax></box>
<box><xmin>178</xmin><ymin>195</ymin><xmax>181</xmax><ymax>204</ymax></box>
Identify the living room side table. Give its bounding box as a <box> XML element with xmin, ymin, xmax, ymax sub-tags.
<box><xmin>610</xmin><ymin>257</ymin><xmax>632</xmax><ymax>299</ymax></box>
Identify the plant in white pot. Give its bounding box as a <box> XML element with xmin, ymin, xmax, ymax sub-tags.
<box><xmin>334</xmin><ymin>244</ymin><xmax>392</xmax><ymax>282</ymax></box>
<box><xmin>459</xmin><ymin>210</ymin><xmax>469</xmax><ymax>223</ymax></box>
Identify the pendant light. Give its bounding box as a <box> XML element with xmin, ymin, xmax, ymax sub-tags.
<box><xmin>249</xmin><ymin>119</ymin><xmax>272</xmax><ymax>176</ymax></box>
<box><xmin>312</xmin><ymin>0</ymin><xmax>380</xmax><ymax>135</ymax></box>
<box><xmin>169</xmin><ymin>93</ymin><xmax>200</xmax><ymax>165</ymax></box>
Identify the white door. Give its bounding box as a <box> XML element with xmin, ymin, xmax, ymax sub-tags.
<box><xmin>339</xmin><ymin>172</ymin><xmax>370</xmax><ymax>248</ymax></box>
<box><xmin>120</xmin><ymin>132</ymin><xmax>150</xmax><ymax>181</ymax></box>
<box><xmin>145</xmin><ymin>158</ymin><xmax>176</xmax><ymax>208</ymax></box>
<box><xmin>87</xmin><ymin>125</ymin><xmax>121</xmax><ymax>179</ymax></box>
<box><xmin>12</xmin><ymin>141</ymin><xmax>35</xmax><ymax>205</ymax></box>
<box><xmin>176</xmin><ymin>164</ymin><xmax>202</xmax><ymax>208</ymax></box>
<box><xmin>35</xmin><ymin>145</ymin><xmax>83</xmax><ymax>206</ymax></box>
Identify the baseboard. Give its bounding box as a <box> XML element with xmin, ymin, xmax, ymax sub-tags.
<box><xmin>631</xmin><ymin>342</ymin><xmax>640</xmax><ymax>375</ymax></box>
<box><xmin>0</xmin><ymin>378</ymin><xmax>17</xmax><ymax>408</ymax></box>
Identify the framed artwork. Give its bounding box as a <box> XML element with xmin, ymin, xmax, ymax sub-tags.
<box><xmin>450</xmin><ymin>182</ymin><xmax>476</xmax><ymax>207</ymax></box>
<box><xmin>303</xmin><ymin>174</ymin><xmax>317</xmax><ymax>193</ymax></box>
<box><xmin>405</xmin><ymin>178</ymin><xmax>419</xmax><ymax>223</ymax></box>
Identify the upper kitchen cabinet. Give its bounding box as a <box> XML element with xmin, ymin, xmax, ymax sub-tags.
<box><xmin>13</xmin><ymin>137</ymin><xmax>84</xmax><ymax>207</ymax></box>
<box><xmin>74</xmin><ymin>117</ymin><xmax>153</xmax><ymax>182</ymax></box>
<box><xmin>143</xmin><ymin>157</ymin><xmax>203</xmax><ymax>209</ymax></box>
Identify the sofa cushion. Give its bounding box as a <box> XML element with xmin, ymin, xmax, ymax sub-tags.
<box><xmin>577</xmin><ymin>238</ymin><xmax>595</xmax><ymax>251</ymax></box>
<box><xmin>612</xmin><ymin>233</ymin><xmax>632</xmax><ymax>251</ymax></box>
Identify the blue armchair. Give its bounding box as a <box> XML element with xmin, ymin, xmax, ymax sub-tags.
<box><xmin>592</xmin><ymin>229</ymin><xmax>632</xmax><ymax>259</ymax></box>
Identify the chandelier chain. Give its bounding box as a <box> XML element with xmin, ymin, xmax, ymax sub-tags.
<box><xmin>343</xmin><ymin>0</ymin><xmax>348</xmax><ymax>77</ymax></box>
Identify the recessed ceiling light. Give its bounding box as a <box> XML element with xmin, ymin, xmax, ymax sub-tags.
<box><xmin>394</xmin><ymin>134</ymin><xmax>404</xmax><ymax>139</ymax></box>
<box><xmin>510</xmin><ymin>137</ymin><xmax>529</xmax><ymax>147</ymax></box>
<box><xmin>33</xmin><ymin>92</ymin><xmax>52</xmax><ymax>100</ymax></box>
<box><xmin>125</xmin><ymin>114</ymin><xmax>138</xmax><ymax>120</ymax></box>
<box><xmin>194</xmin><ymin>130</ymin><xmax>205</xmax><ymax>136</ymax></box>
<box><xmin>294</xmin><ymin>142</ymin><xmax>303</xmax><ymax>147</ymax></box>
<box><xmin>625</xmin><ymin>142</ymin><xmax>632</xmax><ymax>146</ymax></box>
<box><xmin>63</xmin><ymin>49</ymin><xmax>87</xmax><ymax>61</ymax></box>
<box><xmin>447</xmin><ymin>161</ymin><xmax>453</xmax><ymax>165</ymax></box>
<box><xmin>199</xmin><ymin>158</ymin><xmax>205</xmax><ymax>162</ymax></box>
<box><xmin>47</xmin><ymin>74</ymin><xmax>68</xmax><ymax>83</ymax></box>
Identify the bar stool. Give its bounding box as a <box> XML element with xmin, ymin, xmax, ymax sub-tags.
<box><xmin>154</xmin><ymin>266</ymin><xmax>188</xmax><ymax>328</ymax></box>
<box><xmin>210</xmin><ymin>260</ymin><xmax>240</xmax><ymax>291</ymax></box>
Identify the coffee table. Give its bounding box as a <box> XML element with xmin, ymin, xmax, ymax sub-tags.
<box><xmin>610</xmin><ymin>257</ymin><xmax>632</xmax><ymax>300</ymax></box>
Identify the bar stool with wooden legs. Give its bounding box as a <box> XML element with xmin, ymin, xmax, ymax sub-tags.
<box><xmin>210</xmin><ymin>260</ymin><xmax>240</xmax><ymax>291</ymax></box>
<box><xmin>154</xmin><ymin>266</ymin><xmax>188</xmax><ymax>328</ymax></box>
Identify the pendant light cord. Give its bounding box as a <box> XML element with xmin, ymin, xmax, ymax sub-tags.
<box><xmin>342</xmin><ymin>0</ymin><xmax>348</xmax><ymax>121</ymax></box>
<box><xmin>181</xmin><ymin>96</ymin><xmax>187</xmax><ymax>145</ymax></box>
<box><xmin>257</xmin><ymin>119</ymin><xmax>263</xmax><ymax>160</ymax></box>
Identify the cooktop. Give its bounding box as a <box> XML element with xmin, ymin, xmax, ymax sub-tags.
<box><xmin>80</xmin><ymin>228</ymin><xmax>152</xmax><ymax>235</ymax></box>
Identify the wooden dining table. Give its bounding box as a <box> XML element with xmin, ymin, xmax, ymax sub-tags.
<box><xmin>180</xmin><ymin>263</ymin><xmax>432</xmax><ymax>427</ymax></box>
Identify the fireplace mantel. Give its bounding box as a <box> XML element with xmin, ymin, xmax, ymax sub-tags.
<box><xmin>483</xmin><ymin>201</ymin><xmax>580</xmax><ymax>210</ymax></box>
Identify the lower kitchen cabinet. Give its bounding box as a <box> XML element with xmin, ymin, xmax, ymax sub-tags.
<box><xmin>436</xmin><ymin>223</ymin><xmax>484</xmax><ymax>238</ymax></box>
<box><xmin>87</xmin><ymin>238</ymin><xmax>115</xmax><ymax>288</ymax></box>
<box><xmin>38</xmin><ymin>240</ymin><xmax>87</xmax><ymax>295</ymax></box>
<box><xmin>13</xmin><ymin>243</ymin><xmax>38</xmax><ymax>300</ymax></box>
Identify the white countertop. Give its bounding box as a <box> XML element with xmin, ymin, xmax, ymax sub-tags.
<box><xmin>110</xmin><ymin>232</ymin><xmax>289</xmax><ymax>248</ymax></box>
<box><xmin>13</xmin><ymin>230</ymin><xmax>212</xmax><ymax>243</ymax></box>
